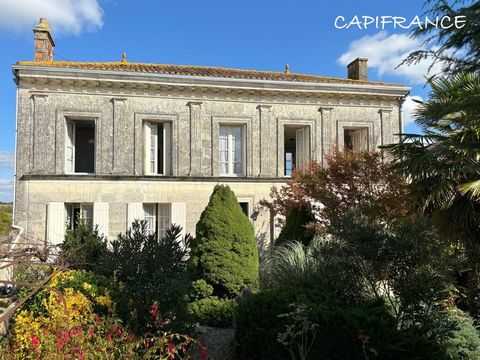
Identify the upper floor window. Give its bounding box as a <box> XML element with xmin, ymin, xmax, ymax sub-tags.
<box><xmin>219</xmin><ymin>125</ymin><xmax>244</xmax><ymax>176</ymax></box>
<box><xmin>66</xmin><ymin>120</ymin><xmax>95</xmax><ymax>173</ymax></box>
<box><xmin>344</xmin><ymin>128</ymin><xmax>368</xmax><ymax>152</ymax></box>
<box><xmin>284</xmin><ymin>125</ymin><xmax>310</xmax><ymax>176</ymax></box>
<box><xmin>144</xmin><ymin>121</ymin><xmax>172</xmax><ymax>175</ymax></box>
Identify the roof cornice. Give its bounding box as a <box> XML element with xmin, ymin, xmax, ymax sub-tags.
<box><xmin>13</xmin><ymin>65</ymin><xmax>410</xmax><ymax>97</ymax></box>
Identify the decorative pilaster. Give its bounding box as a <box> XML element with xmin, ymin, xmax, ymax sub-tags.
<box><xmin>379</xmin><ymin>108</ymin><xmax>393</xmax><ymax>143</ymax></box>
<box><xmin>257</xmin><ymin>105</ymin><xmax>273</xmax><ymax>176</ymax></box>
<box><xmin>111</xmin><ymin>98</ymin><xmax>129</xmax><ymax>173</ymax></box>
<box><xmin>318</xmin><ymin>107</ymin><xmax>333</xmax><ymax>166</ymax></box>
<box><xmin>31</xmin><ymin>94</ymin><xmax>51</xmax><ymax>173</ymax></box>
<box><xmin>187</xmin><ymin>102</ymin><xmax>202</xmax><ymax>176</ymax></box>
<box><xmin>379</xmin><ymin>108</ymin><xmax>393</xmax><ymax>161</ymax></box>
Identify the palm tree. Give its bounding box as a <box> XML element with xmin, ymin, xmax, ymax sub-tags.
<box><xmin>384</xmin><ymin>72</ymin><xmax>480</xmax><ymax>313</ymax></box>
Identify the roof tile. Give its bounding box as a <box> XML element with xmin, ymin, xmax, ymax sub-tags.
<box><xmin>15</xmin><ymin>61</ymin><xmax>402</xmax><ymax>86</ymax></box>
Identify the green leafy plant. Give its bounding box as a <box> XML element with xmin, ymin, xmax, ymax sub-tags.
<box><xmin>277</xmin><ymin>303</ymin><xmax>319</xmax><ymax>360</ymax></box>
<box><xmin>59</xmin><ymin>219</ymin><xmax>110</xmax><ymax>274</ymax></box>
<box><xmin>276</xmin><ymin>206</ymin><xmax>315</xmax><ymax>246</ymax></box>
<box><xmin>110</xmin><ymin>221</ymin><xmax>193</xmax><ymax>334</ymax></box>
<box><xmin>189</xmin><ymin>184</ymin><xmax>259</xmax><ymax>298</ymax></box>
<box><xmin>187</xmin><ymin>297</ymin><xmax>236</xmax><ymax>327</ymax></box>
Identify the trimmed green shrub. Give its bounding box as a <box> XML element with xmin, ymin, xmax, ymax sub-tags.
<box><xmin>189</xmin><ymin>184</ymin><xmax>259</xmax><ymax>297</ymax></box>
<box><xmin>276</xmin><ymin>206</ymin><xmax>315</xmax><ymax>246</ymax></box>
<box><xmin>189</xmin><ymin>279</ymin><xmax>214</xmax><ymax>301</ymax></box>
<box><xmin>235</xmin><ymin>286</ymin><xmax>446</xmax><ymax>360</ymax></box>
<box><xmin>187</xmin><ymin>297</ymin><xmax>237</xmax><ymax>327</ymax></box>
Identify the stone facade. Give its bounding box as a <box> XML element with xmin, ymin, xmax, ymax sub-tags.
<box><xmin>11</xmin><ymin>21</ymin><xmax>410</xmax><ymax>253</ymax></box>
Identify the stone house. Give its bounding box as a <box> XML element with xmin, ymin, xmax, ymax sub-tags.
<box><xmin>11</xmin><ymin>18</ymin><xmax>410</xmax><ymax>252</ymax></box>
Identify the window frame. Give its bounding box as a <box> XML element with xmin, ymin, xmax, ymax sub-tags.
<box><xmin>142</xmin><ymin>203</ymin><xmax>172</xmax><ymax>240</ymax></box>
<box><xmin>219</xmin><ymin>124</ymin><xmax>245</xmax><ymax>177</ymax></box>
<box><xmin>65</xmin><ymin>119</ymin><xmax>96</xmax><ymax>175</ymax></box>
<box><xmin>66</xmin><ymin>203</ymin><xmax>93</xmax><ymax>230</ymax></box>
<box><xmin>343</xmin><ymin>127</ymin><xmax>369</xmax><ymax>152</ymax></box>
<box><xmin>144</xmin><ymin>121</ymin><xmax>172</xmax><ymax>176</ymax></box>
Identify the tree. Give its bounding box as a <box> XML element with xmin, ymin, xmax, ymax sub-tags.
<box><xmin>384</xmin><ymin>72</ymin><xmax>480</xmax><ymax>314</ymax></box>
<box><xmin>189</xmin><ymin>185</ymin><xmax>259</xmax><ymax>298</ymax></box>
<box><xmin>401</xmin><ymin>0</ymin><xmax>480</xmax><ymax>79</ymax></box>
<box><xmin>276</xmin><ymin>206</ymin><xmax>315</xmax><ymax>246</ymax></box>
<box><xmin>269</xmin><ymin>151</ymin><xmax>408</xmax><ymax>235</ymax></box>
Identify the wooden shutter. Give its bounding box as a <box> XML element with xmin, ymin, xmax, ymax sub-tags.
<box><xmin>163</xmin><ymin>122</ymin><xmax>172</xmax><ymax>175</ymax></box>
<box><xmin>65</xmin><ymin>121</ymin><xmax>75</xmax><ymax>173</ymax></box>
<box><xmin>144</xmin><ymin>122</ymin><xmax>158</xmax><ymax>175</ymax></box>
<box><xmin>304</xmin><ymin>126</ymin><xmax>310</xmax><ymax>164</ymax></box>
<box><xmin>296</xmin><ymin>128</ymin><xmax>305</xmax><ymax>169</ymax></box>
<box><xmin>93</xmin><ymin>202</ymin><xmax>109</xmax><ymax>239</ymax></box>
<box><xmin>127</xmin><ymin>203</ymin><xmax>143</xmax><ymax>230</ymax></box>
<box><xmin>171</xmin><ymin>202</ymin><xmax>186</xmax><ymax>239</ymax></box>
<box><xmin>47</xmin><ymin>202</ymin><xmax>66</xmax><ymax>245</ymax></box>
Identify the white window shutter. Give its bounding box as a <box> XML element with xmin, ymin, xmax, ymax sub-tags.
<box><xmin>144</xmin><ymin>122</ymin><xmax>152</xmax><ymax>174</ymax></box>
<box><xmin>163</xmin><ymin>122</ymin><xmax>172</xmax><ymax>175</ymax></box>
<box><xmin>65</xmin><ymin>121</ymin><xmax>75</xmax><ymax>173</ymax></box>
<box><xmin>47</xmin><ymin>202</ymin><xmax>66</xmax><ymax>245</ymax></box>
<box><xmin>304</xmin><ymin>126</ymin><xmax>310</xmax><ymax>164</ymax></box>
<box><xmin>93</xmin><ymin>202</ymin><xmax>109</xmax><ymax>238</ymax></box>
<box><xmin>170</xmin><ymin>202</ymin><xmax>186</xmax><ymax>238</ymax></box>
<box><xmin>296</xmin><ymin>128</ymin><xmax>305</xmax><ymax>169</ymax></box>
<box><xmin>127</xmin><ymin>202</ymin><xmax>144</xmax><ymax>230</ymax></box>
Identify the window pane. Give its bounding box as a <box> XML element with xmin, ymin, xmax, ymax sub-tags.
<box><xmin>158</xmin><ymin>204</ymin><xmax>171</xmax><ymax>239</ymax></box>
<box><xmin>234</xmin><ymin>162</ymin><xmax>242</xmax><ymax>175</ymax></box>
<box><xmin>74</xmin><ymin>122</ymin><xmax>95</xmax><ymax>173</ymax></box>
<box><xmin>144</xmin><ymin>204</ymin><xmax>156</xmax><ymax>236</ymax></box>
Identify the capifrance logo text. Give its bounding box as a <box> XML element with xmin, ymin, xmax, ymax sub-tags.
<box><xmin>334</xmin><ymin>15</ymin><xmax>467</xmax><ymax>30</ymax></box>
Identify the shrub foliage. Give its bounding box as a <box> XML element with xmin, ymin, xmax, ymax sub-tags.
<box><xmin>189</xmin><ymin>185</ymin><xmax>259</xmax><ymax>298</ymax></box>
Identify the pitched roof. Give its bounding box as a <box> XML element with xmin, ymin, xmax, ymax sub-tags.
<box><xmin>15</xmin><ymin>61</ymin><xmax>403</xmax><ymax>87</ymax></box>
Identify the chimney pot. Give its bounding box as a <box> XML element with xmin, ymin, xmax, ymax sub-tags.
<box><xmin>347</xmin><ymin>57</ymin><xmax>368</xmax><ymax>80</ymax></box>
<box><xmin>33</xmin><ymin>18</ymin><xmax>55</xmax><ymax>62</ymax></box>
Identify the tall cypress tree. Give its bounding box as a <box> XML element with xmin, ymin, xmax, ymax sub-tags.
<box><xmin>189</xmin><ymin>185</ymin><xmax>259</xmax><ymax>298</ymax></box>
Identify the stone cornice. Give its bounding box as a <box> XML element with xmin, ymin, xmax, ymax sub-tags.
<box><xmin>20</xmin><ymin>174</ymin><xmax>289</xmax><ymax>183</ymax></box>
<box><xmin>13</xmin><ymin>65</ymin><xmax>410</xmax><ymax>98</ymax></box>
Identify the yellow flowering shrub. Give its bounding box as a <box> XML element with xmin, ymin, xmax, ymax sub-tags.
<box><xmin>7</xmin><ymin>270</ymin><xmax>115</xmax><ymax>354</ymax></box>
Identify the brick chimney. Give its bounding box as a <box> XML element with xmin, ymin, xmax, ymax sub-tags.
<box><xmin>33</xmin><ymin>18</ymin><xmax>55</xmax><ymax>61</ymax></box>
<box><xmin>347</xmin><ymin>58</ymin><xmax>368</xmax><ymax>80</ymax></box>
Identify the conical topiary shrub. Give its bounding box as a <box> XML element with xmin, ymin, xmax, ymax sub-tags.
<box><xmin>189</xmin><ymin>185</ymin><xmax>259</xmax><ymax>298</ymax></box>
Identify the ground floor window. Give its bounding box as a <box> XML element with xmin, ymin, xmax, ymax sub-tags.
<box><xmin>239</xmin><ymin>201</ymin><xmax>249</xmax><ymax>217</ymax></box>
<box><xmin>143</xmin><ymin>203</ymin><xmax>172</xmax><ymax>239</ymax></box>
<box><xmin>66</xmin><ymin>203</ymin><xmax>93</xmax><ymax>230</ymax></box>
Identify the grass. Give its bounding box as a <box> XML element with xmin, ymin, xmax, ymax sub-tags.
<box><xmin>0</xmin><ymin>203</ymin><xmax>12</xmax><ymax>236</ymax></box>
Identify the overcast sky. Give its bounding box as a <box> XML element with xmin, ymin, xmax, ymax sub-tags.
<box><xmin>0</xmin><ymin>0</ymin><xmax>439</xmax><ymax>202</ymax></box>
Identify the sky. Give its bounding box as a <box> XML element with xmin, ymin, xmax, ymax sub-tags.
<box><xmin>0</xmin><ymin>0</ymin><xmax>443</xmax><ymax>202</ymax></box>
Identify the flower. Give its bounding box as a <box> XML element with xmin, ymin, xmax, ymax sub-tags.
<box><xmin>31</xmin><ymin>336</ymin><xmax>40</xmax><ymax>352</ymax></box>
<box><xmin>168</xmin><ymin>342</ymin><xmax>175</xmax><ymax>358</ymax></box>
<box><xmin>149</xmin><ymin>303</ymin><xmax>159</xmax><ymax>318</ymax></box>
<box><xmin>82</xmin><ymin>282</ymin><xmax>92</xmax><ymax>291</ymax></box>
<box><xmin>95</xmin><ymin>294</ymin><xmax>113</xmax><ymax>308</ymax></box>
<box><xmin>199</xmin><ymin>345</ymin><xmax>208</xmax><ymax>360</ymax></box>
